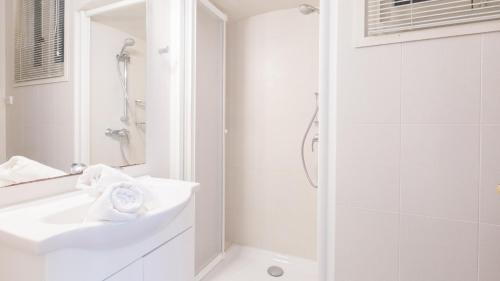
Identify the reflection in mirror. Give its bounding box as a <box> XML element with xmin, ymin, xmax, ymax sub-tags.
<box><xmin>0</xmin><ymin>0</ymin><xmax>147</xmax><ymax>188</ymax></box>
<box><xmin>87</xmin><ymin>1</ymin><xmax>146</xmax><ymax>167</ymax></box>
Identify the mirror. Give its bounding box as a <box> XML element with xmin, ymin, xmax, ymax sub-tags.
<box><xmin>0</xmin><ymin>0</ymin><xmax>147</xmax><ymax>188</ymax></box>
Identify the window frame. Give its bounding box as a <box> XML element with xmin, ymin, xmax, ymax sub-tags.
<box><xmin>355</xmin><ymin>0</ymin><xmax>500</xmax><ymax>47</ymax></box>
<box><xmin>13</xmin><ymin>0</ymin><xmax>70</xmax><ymax>87</ymax></box>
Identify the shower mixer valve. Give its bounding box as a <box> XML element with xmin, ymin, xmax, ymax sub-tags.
<box><xmin>105</xmin><ymin>128</ymin><xmax>130</xmax><ymax>141</ymax></box>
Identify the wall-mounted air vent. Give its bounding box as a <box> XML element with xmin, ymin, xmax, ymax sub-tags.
<box><xmin>366</xmin><ymin>0</ymin><xmax>500</xmax><ymax>36</ymax></box>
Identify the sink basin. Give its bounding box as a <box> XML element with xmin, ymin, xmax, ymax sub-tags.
<box><xmin>0</xmin><ymin>177</ymin><xmax>199</xmax><ymax>254</ymax></box>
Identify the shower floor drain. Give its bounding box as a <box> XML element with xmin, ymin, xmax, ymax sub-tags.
<box><xmin>267</xmin><ymin>266</ymin><xmax>284</xmax><ymax>277</ymax></box>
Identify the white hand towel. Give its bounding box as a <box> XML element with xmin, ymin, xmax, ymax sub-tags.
<box><xmin>86</xmin><ymin>182</ymin><xmax>146</xmax><ymax>222</ymax></box>
<box><xmin>0</xmin><ymin>156</ymin><xmax>67</xmax><ymax>187</ymax></box>
<box><xmin>77</xmin><ymin>164</ymin><xmax>134</xmax><ymax>196</ymax></box>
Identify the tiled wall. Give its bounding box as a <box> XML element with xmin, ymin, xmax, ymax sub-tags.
<box><xmin>226</xmin><ymin>8</ymin><xmax>319</xmax><ymax>259</ymax></box>
<box><xmin>336</xmin><ymin>1</ymin><xmax>500</xmax><ymax>281</ymax></box>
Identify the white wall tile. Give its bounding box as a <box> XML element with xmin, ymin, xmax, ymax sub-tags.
<box><xmin>402</xmin><ymin>36</ymin><xmax>481</xmax><ymax>124</ymax></box>
<box><xmin>481</xmin><ymin>32</ymin><xmax>500</xmax><ymax>124</ymax></box>
<box><xmin>401</xmin><ymin>125</ymin><xmax>479</xmax><ymax>221</ymax></box>
<box><xmin>479</xmin><ymin>125</ymin><xmax>500</xmax><ymax>225</ymax></box>
<box><xmin>337</xmin><ymin>4</ymin><xmax>494</xmax><ymax>281</ymax></box>
<box><xmin>337</xmin><ymin>125</ymin><xmax>400</xmax><ymax>212</ymax></box>
<box><xmin>226</xmin><ymin>166</ymin><xmax>317</xmax><ymax>259</ymax></box>
<box><xmin>400</xmin><ymin>215</ymin><xmax>478</xmax><ymax>281</ymax></box>
<box><xmin>338</xmin><ymin>44</ymin><xmax>402</xmax><ymax>124</ymax></box>
<box><xmin>478</xmin><ymin>223</ymin><xmax>500</xmax><ymax>281</ymax></box>
<box><xmin>336</xmin><ymin>207</ymin><xmax>399</xmax><ymax>281</ymax></box>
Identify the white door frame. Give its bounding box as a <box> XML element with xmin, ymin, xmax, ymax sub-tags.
<box><xmin>184</xmin><ymin>0</ymin><xmax>227</xmax><ymax>280</ymax></box>
<box><xmin>318</xmin><ymin>0</ymin><xmax>338</xmax><ymax>280</ymax></box>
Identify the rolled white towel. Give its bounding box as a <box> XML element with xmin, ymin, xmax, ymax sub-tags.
<box><xmin>77</xmin><ymin>164</ymin><xmax>134</xmax><ymax>196</ymax></box>
<box><xmin>111</xmin><ymin>183</ymin><xmax>144</xmax><ymax>214</ymax></box>
<box><xmin>86</xmin><ymin>182</ymin><xmax>147</xmax><ymax>222</ymax></box>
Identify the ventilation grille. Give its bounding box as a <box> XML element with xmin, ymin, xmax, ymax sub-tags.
<box><xmin>367</xmin><ymin>0</ymin><xmax>500</xmax><ymax>36</ymax></box>
<box><xmin>15</xmin><ymin>0</ymin><xmax>65</xmax><ymax>83</ymax></box>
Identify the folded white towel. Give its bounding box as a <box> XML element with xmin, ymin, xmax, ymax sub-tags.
<box><xmin>86</xmin><ymin>182</ymin><xmax>147</xmax><ymax>222</ymax></box>
<box><xmin>77</xmin><ymin>164</ymin><xmax>134</xmax><ymax>196</ymax></box>
<box><xmin>0</xmin><ymin>156</ymin><xmax>67</xmax><ymax>187</ymax></box>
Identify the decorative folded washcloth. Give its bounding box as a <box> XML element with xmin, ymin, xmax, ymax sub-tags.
<box><xmin>86</xmin><ymin>182</ymin><xmax>147</xmax><ymax>222</ymax></box>
<box><xmin>78</xmin><ymin>165</ymin><xmax>159</xmax><ymax>222</ymax></box>
<box><xmin>0</xmin><ymin>156</ymin><xmax>67</xmax><ymax>187</ymax></box>
<box><xmin>76</xmin><ymin>164</ymin><xmax>134</xmax><ymax>196</ymax></box>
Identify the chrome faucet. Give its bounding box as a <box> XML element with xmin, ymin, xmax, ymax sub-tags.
<box><xmin>70</xmin><ymin>163</ymin><xmax>87</xmax><ymax>174</ymax></box>
<box><xmin>105</xmin><ymin>128</ymin><xmax>130</xmax><ymax>141</ymax></box>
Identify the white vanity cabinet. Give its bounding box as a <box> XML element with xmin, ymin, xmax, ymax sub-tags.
<box><xmin>143</xmin><ymin>229</ymin><xmax>194</xmax><ymax>281</ymax></box>
<box><xmin>107</xmin><ymin>260</ymin><xmax>144</xmax><ymax>281</ymax></box>
<box><xmin>0</xmin><ymin>179</ymin><xmax>199</xmax><ymax>281</ymax></box>
<box><xmin>107</xmin><ymin>229</ymin><xmax>194</xmax><ymax>281</ymax></box>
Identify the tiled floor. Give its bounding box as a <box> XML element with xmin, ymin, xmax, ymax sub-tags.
<box><xmin>201</xmin><ymin>245</ymin><xmax>318</xmax><ymax>281</ymax></box>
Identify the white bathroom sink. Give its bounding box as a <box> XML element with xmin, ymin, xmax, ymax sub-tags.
<box><xmin>0</xmin><ymin>177</ymin><xmax>199</xmax><ymax>254</ymax></box>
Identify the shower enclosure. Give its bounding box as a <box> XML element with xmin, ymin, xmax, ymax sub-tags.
<box><xmin>191</xmin><ymin>0</ymin><xmax>226</xmax><ymax>274</ymax></box>
<box><xmin>195</xmin><ymin>2</ymin><xmax>320</xmax><ymax>280</ymax></box>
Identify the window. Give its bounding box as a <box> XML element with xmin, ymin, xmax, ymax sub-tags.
<box><xmin>366</xmin><ymin>0</ymin><xmax>500</xmax><ymax>36</ymax></box>
<box><xmin>15</xmin><ymin>0</ymin><xmax>65</xmax><ymax>83</ymax></box>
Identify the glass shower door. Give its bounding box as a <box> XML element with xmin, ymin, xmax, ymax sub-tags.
<box><xmin>194</xmin><ymin>0</ymin><xmax>226</xmax><ymax>275</ymax></box>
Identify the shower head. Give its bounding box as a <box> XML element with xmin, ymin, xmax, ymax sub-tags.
<box><xmin>299</xmin><ymin>4</ymin><xmax>319</xmax><ymax>15</ymax></box>
<box><xmin>119</xmin><ymin>38</ymin><xmax>136</xmax><ymax>55</ymax></box>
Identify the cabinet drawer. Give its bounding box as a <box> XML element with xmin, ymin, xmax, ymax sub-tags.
<box><xmin>105</xmin><ymin>259</ymin><xmax>143</xmax><ymax>281</ymax></box>
<box><xmin>143</xmin><ymin>228</ymin><xmax>194</xmax><ymax>281</ymax></box>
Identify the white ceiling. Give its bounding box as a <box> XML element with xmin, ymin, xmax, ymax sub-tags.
<box><xmin>210</xmin><ymin>0</ymin><xmax>319</xmax><ymax>21</ymax></box>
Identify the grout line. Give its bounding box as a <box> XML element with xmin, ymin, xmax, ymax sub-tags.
<box><xmin>476</xmin><ymin>33</ymin><xmax>484</xmax><ymax>281</ymax></box>
<box><xmin>478</xmin><ymin>221</ymin><xmax>500</xmax><ymax>228</ymax></box>
<box><xmin>337</xmin><ymin>204</ymin><xmax>483</xmax><ymax>225</ymax></box>
<box><xmin>398</xmin><ymin>41</ymin><xmax>404</xmax><ymax>281</ymax></box>
<box><xmin>336</xmin><ymin>203</ymin><xmax>400</xmax><ymax>215</ymax></box>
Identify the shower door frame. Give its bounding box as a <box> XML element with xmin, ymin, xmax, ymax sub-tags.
<box><xmin>182</xmin><ymin>1</ymin><xmax>338</xmax><ymax>280</ymax></box>
<box><xmin>318</xmin><ymin>0</ymin><xmax>338</xmax><ymax>280</ymax></box>
<box><xmin>183</xmin><ymin>0</ymin><xmax>227</xmax><ymax>279</ymax></box>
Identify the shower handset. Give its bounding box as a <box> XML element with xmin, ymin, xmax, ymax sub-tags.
<box><xmin>301</xmin><ymin>92</ymin><xmax>319</xmax><ymax>189</ymax></box>
<box><xmin>116</xmin><ymin>38</ymin><xmax>136</xmax><ymax>123</ymax></box>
